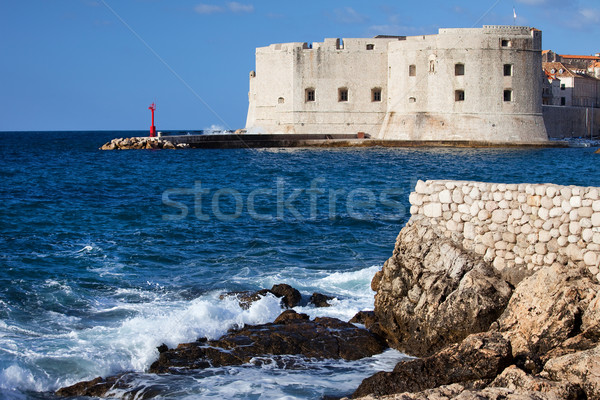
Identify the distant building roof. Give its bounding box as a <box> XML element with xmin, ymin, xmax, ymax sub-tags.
<box><xmin>559</xmin><ymin>54</ymin><xmax>600</xmax><ymax>60</ymax></box>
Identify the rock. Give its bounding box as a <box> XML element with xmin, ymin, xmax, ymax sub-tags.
<box><xmin>542</xmin><ymin>344</ymin><xmax>600</xmax><ymax>399</ymax></box>
<box><xmin>309</xmin><ymin>292</ymin><xmax>334</xmax><ymax>307</ymax></box>
<box><xmin>220</xmin><ymin>283</ymin><xmax>302</xmax><ymax>309</ymax></box>
<box><xmin>269</xmin><ymin>284</ymin><xmax>302</xmax><ymax>308</ymax></box>
<box><xmin>373</xmin><ymin>219</ymin><xmax>513</xmax><ymax>357</ymax></box>
<box><xmin>497</xmin><ymin>262</ymin><xmax>599</xmax><ymax>359</ymax></box>
<box><xmin>489</xmin><ymin>365</ymin><xmax>582</xmax><ymax>399</ymax></box>
<box><xmin>351</xmin><ymin>332</ymin><xmax>512</xmax><ymax>398</ymax></box>
<box><xmin>149</xmin><ymin>310</ymin><xmax>387</xmax><ymax>374</ymax></box>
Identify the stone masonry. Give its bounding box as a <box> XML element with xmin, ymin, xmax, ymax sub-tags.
<box><xmin>409</xmin><ymin>180</ymin><xmax>600</xmax><ymax>281</ymax></box>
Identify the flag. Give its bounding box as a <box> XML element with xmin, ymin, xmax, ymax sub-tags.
<box><xmin>513</xmin><ymin>7</ymin><xmax>517</xmax><ymax>20</ymax></box>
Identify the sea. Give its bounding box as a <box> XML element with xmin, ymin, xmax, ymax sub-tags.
<box><xmin>0</xmin><ymin>131</ymin><xmax>599</xmax><ymax>399</ymax></box>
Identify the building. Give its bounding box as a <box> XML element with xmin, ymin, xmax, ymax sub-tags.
<box><xmin>542</xmin><ymin>62</ymin><xmax>600</xmax><ymax>108</ymax></box>
<box><xmin>246</xmin><ymin>25</ymin><xmax>548</xmax><ymax>143</ymax></box>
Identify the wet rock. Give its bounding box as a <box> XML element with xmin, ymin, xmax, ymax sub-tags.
<box><xmin>220</xmin><ymin>284</ymin><xmax>302</xmax><ymax>309</ymax></box>
<box><xmin>309</xmin><ymin>292</ymin><xmax>334</xmax><ymax>307</ymax></box>
<box><xmin>373</xmin><ymin>219</ymin><xmax>513</xmax><ymax>357</ymax></box>
<box><xmin>149</xmin><ymin>310</ymin><xmax>387</xmax><ymax>374</ymax></box>
<box><xmin>270</xmin><ymin>284</ymin><xmax>302</xmax><ymax>308</ymax></box>
<box><xmin>352</xmin><ymin>332</ymin><xmax>512</xmax><ymax>398</ymax></box>
<box><xmin>56</xmin><ymin>375</ymin><xmax>121</xmax><ymax>398</ymax></box>
<box><xmin>56</xmin><ymin>373</ymin><xmax>165</xmax><ymax>399</ymax></box>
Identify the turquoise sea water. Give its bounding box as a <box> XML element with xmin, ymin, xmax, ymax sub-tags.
<box><xmin>0</xmin><ymin>131</ymin><xmax>599</xmax><ymax>399</ymax></box>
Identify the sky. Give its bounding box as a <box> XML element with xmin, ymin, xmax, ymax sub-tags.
<box><xmin>0</xmin><ymin>0</ymin><xmax>599</xmax><ymax>132</ymax></box>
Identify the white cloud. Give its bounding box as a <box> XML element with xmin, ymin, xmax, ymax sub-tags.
<box><xmin>579</xmin><ymin>8</ymin><xmax>600</xmax><ymax>23</ymax></box>
<box><xmin>194</xmin><ymin>4</ymin><xmax>224</xmax><ymax>14</ymax></box>
<box><xmin>334</xmin><ymin>7</ymin><xmax>368</xmax><ymax>24</ymax></box>
<box><xmin>227</xmin><ymin>2</ymin><xmax>254</xmax><ymax>13</ymax></box>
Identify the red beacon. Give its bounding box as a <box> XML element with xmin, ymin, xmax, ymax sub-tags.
<box><xmin>148</xmin><ymin>102</ymin><xmax>157</xmax><ymax>137</ymax></box>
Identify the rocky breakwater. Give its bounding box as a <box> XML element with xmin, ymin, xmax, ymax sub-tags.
<box><xmin>353</xmin><ymin>180</ymin><xmax>600</xmax><ymax>399</ymax></box>
<box><xmin>99</xmin><ymin>137</ymin><xmax>189</xmax><ymax>150</ymax></box>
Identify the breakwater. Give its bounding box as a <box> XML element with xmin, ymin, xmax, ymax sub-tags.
<box><xmin>409</xmin><ymin>180</ymin><xmax>600</xmax><ymax>282</ymax></box>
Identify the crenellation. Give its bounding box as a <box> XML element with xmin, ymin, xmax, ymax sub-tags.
<box><xmin>410</xmin><ymin>180</ymin><xmax>600</xmax><ymax>281</ymax></box>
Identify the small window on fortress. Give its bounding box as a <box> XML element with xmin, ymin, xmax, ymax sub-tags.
<box><xmin>372</xmin><ymin>88</ymin><xmax>382</xmax><ymax>102</ymax></box>
<box><xmin>504</xmin><ymin>64</ymin><xmax>513</xmax><ymax>76</ymax></box>
<box><xmin>455</xmin><ymin>63</ymin><xmax>465</xmax><ymax>76</ymax></box>
<box><xmin>366</xmin><ymin>44</ymin><xmax>375</xmax><ymax>50</ymax></box>
<box><xmin>429</xmin><ymin>60</ymin><xmax>435</xmax><ymax>73</ymax></box>
<box><xmin>409</xmin><ymin>65</ymin><xmax>416</xmax><ymax>76</ymax></box>
<box><xmin>504</xmin><ymin>90</ymin><xmax>513</xmax><ymax>102</ymax></box>
<box><xmin>338</xmin><ymin>88</ymin><xmax>349</xmax><ymax>102</ymax></box>
<box><xmin>306</xmin><ymin>88</ymin><xmax>315</xmax><ymax>102</ymax></box>
<box><xmin>278</xmin><ymin>97</ymin><xmax>285</xmax><ymax>104</ymax></box>
<box><xmin>501</xmin><ymin>39</ymin><xmax>511</xmax><ymax>47</ymax></box>
<box><xmin>409</xmin><ymin>97</ymin><xmax>416</xmax><ymax>103</ymax></box>
<box><xmin>455</xmin><ymin>90</ymin><xmax>465</xmax><ymax>102</ymax></box>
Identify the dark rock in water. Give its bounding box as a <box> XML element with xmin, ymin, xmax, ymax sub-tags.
<box><xmin>351</xmin><ymin>332</ymin><xmax>512</xmax><ymax>398</ymax></box>
<box><xmin>57</xmin><ymin>310</ymin><xmax>386</xmax><ymax>398</ymax></box>
<box><xmin>56</xmin><ymin>373</ymin><xmax>166</xmax><ymax>399</ymax></box>
<box><xmin>270</xmin><ymin>284</ymin><xmax>302</xmax><ymax>308</ymax></box>
<box><xmin>349</xmin><ymin>311</ymin><xmax>388</xmax><ymax>341</ymax></box>
<box><xmin>372</xmin><ymin>219</ymin><xmax>513</xmax><ymax>357</ymax></box>
<box><xmin>309</xmin><ymin>292</ymin><xmax>334</xmax><ymax>307</ymax></box>
<box><xmin>220</xmin><ymin>284</ymin><xmax>302</xmax><ymax>309</ymax></box>
<box><xmin>149</xmin><ymin>310</ymin><xmax>387</xmax><ymax>374</ymax></box>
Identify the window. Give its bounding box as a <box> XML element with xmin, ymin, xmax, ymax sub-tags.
<box><xmin>561</xmin><ymin>97</ymin><xmax>566</xmax><ymax>106</ymax></box>
<box><xmin>501</xmin><ymin>39</ymin><xmax>511</xmax><ymax>47</ymax></box>
<box><xmin>278</xmin><ymin>97</ymin><xmax>285</xmax><ymax>104</ymax></box>
<box><xmin>561</xmin><ymin>84</ymin><xmax>566</xmax><ymax>91</ymax></box>
<box><xmin>429</xmin><ymin>60</ymin><xmax>435</xmax><ymax>73</ymax></box>
<box><xmin>366</xmin><ymin>44</ymin><xmax>374</xmax><ymax>50</ymax></box>
<box><xmin>336</xmin><ymin>38</ymin><xmax>344</xmax><ymax>50</ymax></box>
<box><xmin>504</xmin><ymin>90</ymin><xmax>513</xmax><ymax>102</ymax></box>
<box><xmin>504</xmin><ymin>64</ymin><xmax>513</xmax><ymax>76</ymax></box>
<box><xmin>409</xmin><ymin>64</ymin><xmax>416</xmax><ymax>76</ymax></box>
<box><xmin>455</xmin><ymin>90</ymin><xmax>465</xmax><ymax>101</ymax></box>
<box><xmin>455</xmin><ymin>63</ymin><xmax>465</xmax><ymax>76</ymax></box>
<box><xmin>305</xmin><ymin>88</ymin><xmax>315</xmax><ymax>102</ymax></box>
<box><xmin>372</xmin><ymin>88</ymin><xmax>382</xmax><ymax>102</ymax></box>
<box><xmin>409</xmin><ymin>97</ymin><xmax>416</xmax><ymax>103</ymax></box>
<box><xmin>338</xmin><ymin>88</ymin><xmax>348</xmax><ymax>102</ymax></box>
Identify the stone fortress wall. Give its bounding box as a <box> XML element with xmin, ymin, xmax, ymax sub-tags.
<box><xmin>246</xmin><ymin>26</ymin><xmax>549</xmax><ymax>143</ymax></box>
<box><xmin>408</xmin><ymin>180</ymin><xmax>600</xmax><ymax>281</ymax></box>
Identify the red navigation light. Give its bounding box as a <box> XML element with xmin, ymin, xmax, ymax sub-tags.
<box><xmin>148</xmin><ymin>103</ymin><xmax>156</xmax><ymax>137</ymax></box>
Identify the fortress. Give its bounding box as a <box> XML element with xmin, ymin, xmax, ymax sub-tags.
<box><xmin>245</xmin><ymin>26</ymin><xmax>549</xmax><ymax>143</ymax></box>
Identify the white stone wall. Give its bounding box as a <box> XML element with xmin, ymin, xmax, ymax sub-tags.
<box><xmin>246</xmin><ymin>26</ymin><xmax>549</xmax><ymax>143</ymax></box>
<box><xmin>409</xmin><ymin>180</ymin><xmax>600</xmax><ymax>280</ymax></box>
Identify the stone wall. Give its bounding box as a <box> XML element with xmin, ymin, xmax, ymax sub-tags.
<box><xmin>409</xmin><ymin>180</ymin><xmax>600</xmax><ymax>281</ymax></box>
<box><xmin>543</xmin><ymin>105</ymin><xmax>600</xmax><ymax>139</ymax></box>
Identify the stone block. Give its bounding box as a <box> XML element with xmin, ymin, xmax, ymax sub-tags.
<box><xmin>592</xmin><ymin>212</ymin><xmax>600</xmax><ymax>227</ymax></box>
<box><xmin>415</xmin><ymin>180</ymin><xmax>431</xmax><ymax>194</ymax></box>
<box><xmin>527</xmin><ymin>195</ymin><xmax>541</xmax><ymax>207</ymax></box>
<box><xmin>409</xmin><ymin>192</ymin><xmax>423</xmax><ymax>206</ymax></box>
<box><xmin>452</xmin><ymin>189</ymin><xmax>463</xmax><ymax>203</ymax></box>
<box><xmin>561</xmin><ymin>200</ymin><xmax>572</xmax><ymax>213</ymax></box>
<box><xmin>560</xmin><ymin>187</ymin><xmax>572</xmax><ymax>198</ymax></box>
<box><xmin>538</xmin><ymin>230</ymin><xmax>552</xmax><ymax>243</ymax></box>
<box><xmin>534</xmin><ymin>242</ymin><xmax>547</xmax><ymax>255</ymax></box>
<box><xmin>546</xmin><ymin>185</ymin><xmax>558</xmax><ymax>197</ymax></box>
<box><xmin>541</xmin><ymin>196</ymin><xmax>554</xmax><ymax>209</ymax></box>
<box><xmin>569</xmin><ymin>221</ymin><xmax>582</xmax><ymax>235</ymax></box>
<box><xmin>549</xmin><ymin>207</ymin><xmax>563</xmax><ymax>218</ymax></box>
<box><xmin>583</xmin><ymin>251</ymin><xmax>598</xmax><ymax>267</ymax></box>
<box><xmin>565</xmin><ymin>243</ymin><xmax>584</xmax><ymax>261</ymax></box>
<box><xmin>538</xmin><ymin>207</ymin><xmax>549</xmax><ymax>220</ymax></box>
<box><xmin>491</xmin><ymin>210</ymin><xmax>508</xmax><ymax>224</ymax></box>
<box><xmin>593</xmin><ymin>200</ymin><xmax>600</xmax><ymax>212</ymax></box>
<box><xmin>478</xmin><ymin>210</ymin><xmax>490</xmax><ymax>221</ymax></box>
<box><xmin>423</xmin><ymin>202</ymin><xmax>442</xmax><ymax>218</ymax></box>
<box><xmin>570</xmin><ymin>196</ymin><xmax>582</xmax><ymax>208</ymax></box>
<box><xmin>569</xmin><ymin>210</ymin><xmax>579</xmax><ymax>221</ymax></box>
<box><xmin>439</xmin><ymin>189</ymin><xmax>452</xmax><ymax>204</ymax></box>
<box><xmin>586</xmin><ymin>188</ymin><xmax>599</xmax><ymax>200</ymax></box>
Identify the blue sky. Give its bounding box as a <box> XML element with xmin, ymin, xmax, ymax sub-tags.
<box><xmin>1</xmin><ymin>0</ymin><xmax>598</xmax><ymax>132</ymax></box>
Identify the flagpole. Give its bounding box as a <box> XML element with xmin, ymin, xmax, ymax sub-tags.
<box><xmin>513</xmin><ymin>7</ymin><xmax>517</xmax><ymax>25</ymax></box>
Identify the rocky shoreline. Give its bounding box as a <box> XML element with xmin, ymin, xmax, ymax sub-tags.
<box><xmin>99</xmin><ymin>137</ymin><xmax>190</xmax><ymax>150</ymax></box>
<box><xmin>56</xmin><ymin>181</ymin><xmax>600</xmax><ymax>399</ymax></box>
